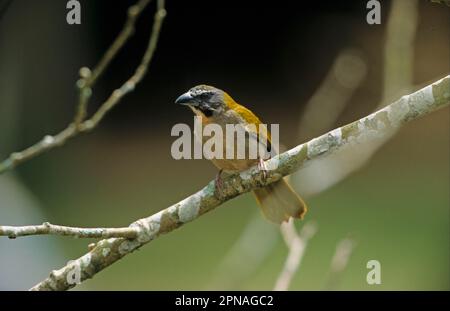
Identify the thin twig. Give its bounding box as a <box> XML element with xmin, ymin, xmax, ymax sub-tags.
<box><xmin>0</xmin><ymin>0</ymin><xmax>166</xmax><ymax>174</ymax></box>
<box><xmin>75</xmin><ymin>0</ymin><xmax>152</xmax><ymax>127</ymax></box>
<box><xmin>0</xmin><ymin>222</ymin><xmax>138</xmax><ymax>239</ymax></box>
<box><xmin>274</xmin><ymin>220</ymin><xmax>317</xmax><ymax>291</ymax></box>
<box><xmin>23</xmin><ymin>76</ymin><xmax>449</xmax><ymax>290</ymax></box>
<box><xmin>84</xmin><ymin>0</ymin><xmax>166</xmax><ymax>130</ymax></box>
<box><xmin>325</xmin><ymin>237</ymin><xmax>356</xmax><ymax>290</ymax></box>
<box><xmin>85</xmin><ymin>0</ymin><xmax>152</xmax><ymax>87</ymax></box>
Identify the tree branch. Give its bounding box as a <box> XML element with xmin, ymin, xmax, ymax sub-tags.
<box><xmin>0</xmin><ymin>222</ymin><xmax>138</xmax><ymax>239</ymax></box>
<box><xmin>23</xmin><ymin>75</ymin><xmax>449</xmax><ymax>290</ymax></box>
<box><xmin>0</xmin><ymin>0</ymin><xmax>166</xmax><ymax>174</ymax></box>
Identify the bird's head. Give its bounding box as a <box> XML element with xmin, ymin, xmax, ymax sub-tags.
<box><xmin>175</xmin><ymin>85</ymin><xmax>232</xmax><ymax>117</ymax></box>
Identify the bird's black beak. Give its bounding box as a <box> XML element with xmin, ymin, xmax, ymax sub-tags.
<box><xmin>175</xmin><ymin>92</ymin><xmax>195</xmax><ymax>106</ymax></box>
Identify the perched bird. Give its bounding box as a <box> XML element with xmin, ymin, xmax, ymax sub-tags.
<box><xmin>175</xmin><ymin>85</ymin><xmax>307</xmax><ymax>224</ymax></box>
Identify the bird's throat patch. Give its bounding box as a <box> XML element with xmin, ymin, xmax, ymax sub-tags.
<box><xmin>190</xmin><ymin>105</ymin><xmax>213</xmax><ymax>118</ymax></box>
<box><xmin>198</xmin><ymin>106</ymin><xmax>213</xmax><ymax>117</ymax></box>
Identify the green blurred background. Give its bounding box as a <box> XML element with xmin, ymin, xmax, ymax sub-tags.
<box><xmin>0</xmin><ymin>0</ymin><xmax>448</xmax><ymax>290</ymax></box>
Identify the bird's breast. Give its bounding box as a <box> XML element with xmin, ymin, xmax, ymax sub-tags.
<box><xmin>195</xmin><ymin>115</ymin><xmax>260</xmax><ymax>172</ymax></box>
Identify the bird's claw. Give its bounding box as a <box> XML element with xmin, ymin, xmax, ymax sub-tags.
<box><xmin>258</xmin><ymin>158</ymin><xmax>268</xmax><ymax>182</ymax></box>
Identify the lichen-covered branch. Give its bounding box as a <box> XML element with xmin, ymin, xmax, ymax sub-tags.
<box><xmin>0</xmin><ymin>222</ymin><xmax>138</xmax><ymax>239</ymax></box>
<box><xmin>28</xmin><ymin>76</ymin><xmax>449</xmax><ymax>291</ymax></box>
<box><xmin>0</xmin><ymin>0</ymin><xmax>166</xmax><ymax>174</ymax></box>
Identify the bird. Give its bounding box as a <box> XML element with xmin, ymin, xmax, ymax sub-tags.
<box><xmin>175</xmin><ymin>84</ymin><xmax>307</xmax><ymax>224</ymax></box>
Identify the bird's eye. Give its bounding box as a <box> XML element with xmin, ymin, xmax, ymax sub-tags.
<box><xmin>198</xmin><ymin>91</ymin><xmax>213</xmax><ymax>99</ymax></box>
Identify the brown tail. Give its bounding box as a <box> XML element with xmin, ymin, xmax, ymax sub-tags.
<box><xmin>253</xmin><ymin>178</ymin><xmax>307</xmax><ymax>224</ymax></box>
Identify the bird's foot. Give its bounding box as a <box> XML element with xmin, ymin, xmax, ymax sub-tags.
<box><xmin>258</xmin><ymin>158</ymin><xmax>268</xmax><ymax>182</ymax></box>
